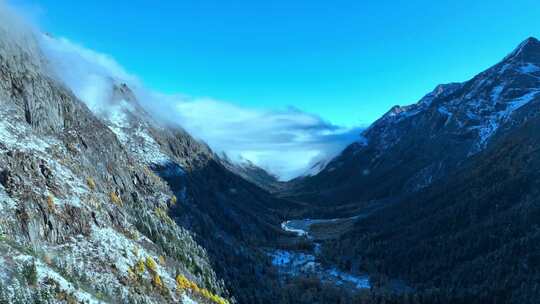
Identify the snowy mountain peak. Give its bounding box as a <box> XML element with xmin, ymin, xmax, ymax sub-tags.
<box><xmin>504</xmin><ymin>36</ymin><xmax>540</xmax><ymax>63</ymax></box>
<box><xmin>299</xmin><ymin>37</ymin><xmax>540</xmax><ymax>202</ymax></box>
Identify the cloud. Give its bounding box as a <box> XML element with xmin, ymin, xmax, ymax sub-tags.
<box><xmin>13</xmin><ymin>7</ymin><xmax>364</xmax><ymax>180</ymax></box>
<box><xmin>39</xmin><ymin>35</ymin><xmax>140</xmax><ymax>113</ymax></box>
<box><xmin>162</xmin><ymin>97</ymin><xmax>363</xmax><ymax>179</ymax></box>
<box><xmin>0</xmin><ymin>0</ymin><xmax>42</xmax><ymax>61</ymax></box>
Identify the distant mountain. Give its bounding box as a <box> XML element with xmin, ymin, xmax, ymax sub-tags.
<box><xmin>307</xmin><ymin>37</ymin><xmax>540</xmax><ymax>303</ymax></box>
<box><xmin>219</xmin><ymin>153</ymin><xmax>283</xmax><ymax>193</ymax></box>
<box><xmin>290</xmin><ymin>37</ymin><xmax>540</xmax><ymax>207</ymax></box>
<box><xmin>327</xmin><ymin>85</ymin><xmax>540</xmax><ymax>304</ymax></box>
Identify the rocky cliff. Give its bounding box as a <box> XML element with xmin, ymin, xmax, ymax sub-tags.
<box><xmin>0</xmin><ymin>11</ymin><xmax>231</xmax><ymax>304</ymax></box>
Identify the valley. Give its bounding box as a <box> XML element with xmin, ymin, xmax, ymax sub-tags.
<box><xmin>0</xmin><ymin>2</ymin><xmax>539</xmax><ymax>303</ymax></box>
<box><xmin>271</xmin><ymin>217</ymin><xmax>371</xmax><ymax>290</ymax></box>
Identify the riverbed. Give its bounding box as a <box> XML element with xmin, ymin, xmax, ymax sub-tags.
<box><xmin>269</xmin><ymin>218</ymin><xmax>371</xmax><ymax>290</ymax></box>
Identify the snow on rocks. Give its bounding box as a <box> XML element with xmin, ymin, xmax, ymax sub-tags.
<box><xmin>34</xmin><ymin>259</ymin><xmax>104</xmax><ymax>304</ymax></box>
<box><xmin>328</xmin><ymin>268</ymin><xmax>371</xmax><ymax>289</ymax></box>
<box><xmin>182</xmin><ymin>293</ymin><xmax>200</xmax><ymax>304</ymax></box>
<box><xmin>269</xmin><ymin>249</ymin><xmax>371</xmax><ymax>290</ymax></box>
<box><xmin>105</xmin><ymin>100</ymin><xmax>170</xmax><ymax>166</ymax></box>
<box><xmin>50</xmin><ymin>225</ymin><xmax>182</xmax><ymax>302</ymax></box>
<box><xmin>471</xmin><ymin>89</ymin><xmax>540</xmax><ymax>151</ymax></box>
<box><xmin>0</xmin><ymin>106</ymin><xmax>55</xmax><ymax>154</ymax></box>
<box><xmin>519</xmin><ymin>63</ymin><xmax>540</xmax><ymax>74</ymax></box>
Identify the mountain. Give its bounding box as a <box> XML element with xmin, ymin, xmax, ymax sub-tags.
<box><xmin>0</xmin><ymin>14</ymin><xmax>304</xmax><ymax>304</ymax></box>
<box><xmin>219</xmin><ymin>154</ymin><xmax>283</xmax><ymax>193</ymax></box>
<box><xmin>302</xmin><ymin>37</ymin><xmax>540</xmax><ymax>303</ymax></box>
<box><xmin>102</xmin><ymin>81</ymin><xmax>308</xmax><ymax>303</ymax></box>
<box><xmin>0</xmin><ymin>20</ymin><xmax>230</xmax><ymax>304</ymax></box>
<box><xmin>289</xmin><ymin>37</ymin><xmax>540</xmax><ymax>208</ymax></box>
<box><xmin>324</xmin><ymin>95</ymin><xmax>540</xmax><ymax>303</ymax></box>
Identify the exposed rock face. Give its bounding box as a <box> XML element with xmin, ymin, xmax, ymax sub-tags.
<box><xmin>291</xmin><ymin>37</ymin><xmax>540</xmax><ymax>206</ymax></box>
<box><xmin>90</xmin><ymin>80</ymin><xmax>296</xmax><ymax>304</ymax></box>
<box><xmin>0</xmin><ymin>15</ymin><xmax>229</xmax><ymax>304</ymax></box>
<box><xmin>0</xmin><ymin>14</ymin><xmax>296</xmax><ymax>303</ymax></box>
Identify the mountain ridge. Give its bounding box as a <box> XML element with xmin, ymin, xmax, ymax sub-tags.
<box><xmin>285</xmin><ymin>36</ymin><xmax>540</xmax><ymax>207</ymax></box>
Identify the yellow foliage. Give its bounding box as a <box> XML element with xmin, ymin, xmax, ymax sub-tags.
<box><xmin>158</xmin><ymin>255</ymin><xmax>166</xmax><ymax>266</ymax></box>
<box><xmin>134</xmin><ymin>259</ymin><xmax>145</xmax><ymax>274</ymax></box>
<box><xmin>145</xmin><ymin>256</ymin><xmax>158</xmax><ymax>273</ymax></box>
<box><xmin>47</xmin><ymin>195</ymin><xmax>55</xmax><ymax>212</ymax></box>
<box><xmin>155</xmin><ymin>207</ymin><xmax>174</xmax><ymax>225</ymax></box>
<box><xmin>189</xmin><ymin>281</ymin><xmax>199</xmax><ymax>293</ymax></box>
<box><xmin>170</xmin><ymin>195</ymin><xmax>177</xmax><ymax>205</ymax></box>
<box><xmin>132</xmin><ymin>247</ymin><xmax>139</xmax><ymax>257</ymax></box>
<box><xmin>110</xmin><ymin>192</ymin><xmax>122</xmax><ymax>205</ymax></box>
<box><xmin>86</xmin><ymin>177</ymin><xmax>96</xmax><ymax>190</ymax></box>
<box><xmin>174</xmin><ymin>274</ymin><xmax>229</xmax><ymax>304</ymax></box>
<box><xmin>152</xmin><ymin>273</ymin><xmax>163</xmax><ymax>289</ymax></box>
<box><xmin>201</xmin><ymin>288</ymin><xmax>212</xmax><ymax>298</ymax></box>
<box><xmin>176</xmin><ymin>274</ymin><xmax>191</xmax><ymax>290</ymax></box>
<box><xmin>127</xmin><ymin>267</ymin><xmax>136</xmax><ymax>280</ymax></box>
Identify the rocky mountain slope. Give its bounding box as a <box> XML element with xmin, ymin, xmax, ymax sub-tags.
<box><xmin>89</xmin><ymin>77</ymin><xmax>298</xmax><ymax>304</ymax></box>
<box><xmin>293</xmin><ymin>37</ymin><xmax>540</xmax><ymax>303</ymax></box>
<box><xmin>289</xmin><ymin>37</ymin><xmax>540</xmax><ymax>208</ymax></box>
<box><xmin>0</xmin><ymin>6</ymin><xmax>321</xmax><ymax>302</ymax></box>
<box><xmin>0</xmin><ymin>17</ymin><xmax>232</xmax><ymax>304</ymax></box>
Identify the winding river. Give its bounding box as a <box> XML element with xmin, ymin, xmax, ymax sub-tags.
<box><xmin>269</xmin><ymin>218</ymin><xmax>371</xmax><ymax>290</ymax></box>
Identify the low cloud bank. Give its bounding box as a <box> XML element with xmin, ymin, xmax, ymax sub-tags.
<box><xmin>167</xmin><ymin>98</ymin><xmax>363</xmax><ymax>179</ymax></box>
<box><xmin>4</xmin><ymin>2</ymin><xmax>363</xmax><ymax>180</ymax></box>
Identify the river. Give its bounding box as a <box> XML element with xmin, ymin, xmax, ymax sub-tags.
<box><xmin>269</xmin><ymin>218</ymin><xmax>371</xmax><ymax>290</ymax></box>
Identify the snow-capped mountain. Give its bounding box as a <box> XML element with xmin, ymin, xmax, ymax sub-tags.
<box><xmin>321</xmin><ymin>38</ymin><xmax>540</xmax><ymax>304</ymax></box>
<box><xmin>0</xmin><ymin>10</ymin><xmax>296</xmax><ymax>304</ymax></box>
<box><xmin>0</xmin><ymin>18</ymin><xmax>231</xmax><ymax>304</ymax></box>
<box><xmin>292</xmin><ymin>37</ymin><xmax>540</xmax><ymax>205</ymax></box>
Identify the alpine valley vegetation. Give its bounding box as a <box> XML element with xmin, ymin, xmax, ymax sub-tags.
<box><xmin>0</xmin><ymin>4</ymin><xmax>539</xmax><ymax>304</ymax></box>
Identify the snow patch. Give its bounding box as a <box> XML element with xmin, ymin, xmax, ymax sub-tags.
<box><xmin>519</xmin><ymin>63</ymin><xmax>540</xmax><ymax>74</ymax></box>
<box><xmin>0</xmin><ymin>186</ymin><xmax>17</xmax><ymax>212</ymax></box>
<box><xmin>437</xmin><ymin>106</ymin><xmax>452</xmax><ymax>117</ymax></box>
<box><xmin>182</xmin><ymin>293</ymin><xmax>199</xmax><ymax>304</ymax></box>
<box><xmin>490</xmin><ymin>85</ymin><xmax>505</xmax><ymax>102</ymax></box>
<box><xmin>105</xmin><ymin>100</ymin><xmax>170</xmax><ymax>166</ymax></box>
<box><xmin>328</xmin><ymin>268</ymin><xmax>371</xmax><ymax>289</ymax></box>
<box><xmin>0</xmin><ymin>108</ymin><xmax>55</xmax><ymax>153</ymax></box>
<box><xmin>268</xmin><ymin>249</ymin><xmax>370</xmax><ymax>289</ymax></box>
<box><xmin>472</xmin><ymin>89</ymin><xmax>540</xmax><ymax>150</ymax></box>
<box><xmin>35</xmin><ymin>261</ymin><xmax>104</xmax><ymax>304</ymax></box>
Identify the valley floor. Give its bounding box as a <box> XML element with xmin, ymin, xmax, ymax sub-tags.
<box><xmin>270</xmin><ymin>219</ymin><xmax>371</xmax><ymax>290</ymax></box>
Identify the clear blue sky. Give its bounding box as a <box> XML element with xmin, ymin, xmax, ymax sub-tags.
<box><xmin>14</xmin><ymin>0</ymin><xmax>540</xmax><ymax>127</ymax></box>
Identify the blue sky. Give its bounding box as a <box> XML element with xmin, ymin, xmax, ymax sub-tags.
<box><xmin>13</xmin><ymin>0</ymin><xmax>540</xmax><ymax>127</ymax></box>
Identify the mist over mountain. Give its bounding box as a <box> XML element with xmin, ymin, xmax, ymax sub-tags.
<box><xmin>35</xmin><ymin>28</ymin><xmax>362</xmax><ymax>181</ymax></box>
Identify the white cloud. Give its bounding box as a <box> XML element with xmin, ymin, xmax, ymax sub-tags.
<box><xmin>39</xmin><ymin>35</ymin><xmax>139</xmax><ymax>113</ymax></box>
<box><xmin>13</xmin><ymin>8</ymin><xmax>364</xmax><ymax>180</ymax></box>
<box><xmin>167</xmin><ymin>97</ymin><xmax>363</xmax><ymax>179</ymax></box>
